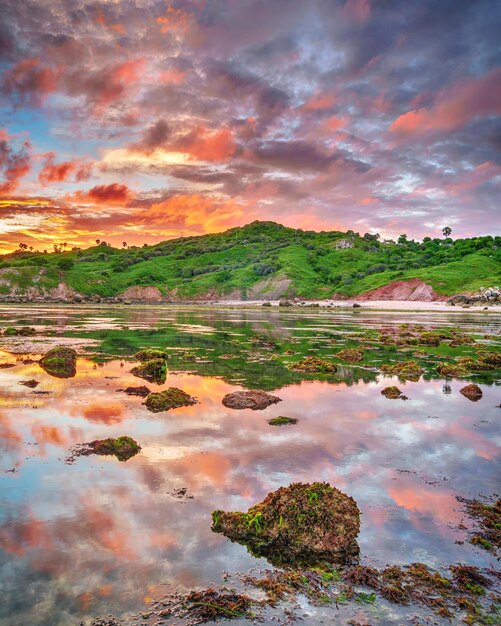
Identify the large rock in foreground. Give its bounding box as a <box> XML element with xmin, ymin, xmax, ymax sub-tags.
<box><xmin>212</xmin><ymin>482</ymin><xmax>360</xmax><ymax>567</ymax></box>
<box><xmin>39</xmin><ymin>346</ymin><xmax>77</xmax><ymax>378</ymax></box>
<box><xmin>222</xmin><ymin>390</ymin><xmax>281</xmax><ymax>410</ymax></box>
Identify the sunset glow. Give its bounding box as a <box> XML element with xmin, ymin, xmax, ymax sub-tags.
<box><xmin>0</xmin><ymin>1</ymin><xmax>499</xmax><ymax>252</ymax></box>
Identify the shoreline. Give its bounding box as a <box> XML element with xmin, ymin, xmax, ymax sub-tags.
<box><xmin>0</xmin><ymin>299</ymin><xmax>499</xmax><ymax>313</ymax></box>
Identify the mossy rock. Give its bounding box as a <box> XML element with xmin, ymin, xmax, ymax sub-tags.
<box><xmin>39</xmin><ymin>346</ymin><xmax>77</xmax><ymax>378</ymax></box>
<box><xmin>477</xmin><ymin>351</ymin><xmax>501</xmax><ymax>367</ymax></box>
<box><xmin>222</xmin><ymin>390</ymin><xmax>282</xmax><ymax>410</ymax></box>
<box><xmin>4</xmin><ymin>326</ymin><xmax>36</xmax><ymax>336</ymax></box>
<box><xmin>268</xmin><ymin>416</ymin><xmax>298</xmax><ymax>426</ymax></box>
<box><xmin>289</xmin><ymin>356</ymin><xmax>337</xmax><ymax>373</ymax></box>
<box><xmin>212</xmin><ymin>482</ymin><xmax>360</xmax><ymax>567</ymax></box>
<box><xmin>457</xmin><ymin>356</ymin><xmax>494</xmax><ymax>371</ymax></box>
<box><xmin>436</xmin><ymin>362</ymin><xmax>468</xmax><ymax>378</ymax></box>
<box><xmin>134</xmin><ymin>348</ymin><xmax>168</xmax><ymax>362</ymax></box>
<box><xmin>459</xmin><ymin>384</ymin><xmax>483</xmax><ymax>402</ymax></box>
<box><xmin>381</xmin><ymin>386</ymin><xmax>407</xmax><ymax>400</ymax></box>
<box><xmin>71</xmin><ymin>436</ymin><xmax>141</xmax><ymax>462</ymax></box>
<box><xmin>144</xmin><ymin>387</ymin><xmax>198</xmax><ymax>412</ymax></box>
<box><xmin>381</xmin><ymin>360</ymin><xmax>423</xmax><ymax>382</ymax></box>
<box><xmin>130</xmin><ymin>358</ymin><xmax>167</xmax><ymax>384</ymax></box>
<box><xmin>417</xmin><ymin>331</ymin><xmax>442</xmax><ymax>347</ymax></box>
<box><xmin>336</xmin><ymin>349</ymin><xmax>364</xmax><ymax>363</ymax></box>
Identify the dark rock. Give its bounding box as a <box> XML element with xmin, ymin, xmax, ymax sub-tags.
<box><xmin>20</xmin><ymin>379</ymin><xmax>40</xmax><ymax>388</ymax></box>
<box><xmin>222</xmin><ymin>390</ymin><xmax>281</xmax><ymax>410</ymax></box>
<box><xmin>352</xmin><ymin>303</ymin><xmax>361</xmax><ymax>308</ymax></box>
<box><xmin>459</xmin><ymin>384</ymin><xmax>483</xmax><ymax>402</ymax></box>
<box><xmin>118</xmin><ymin>385</ymin><xmax>151</xmax><ymax>397</ymax></box>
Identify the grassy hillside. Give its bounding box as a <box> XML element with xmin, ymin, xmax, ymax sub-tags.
<box><xmin>1</xmin><ymin>221</ymin><xmax>500</xmax><ymax>300</ymax></box>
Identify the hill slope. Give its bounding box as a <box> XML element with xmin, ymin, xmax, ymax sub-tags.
<box><xmin>1</xmin><ymin>221</ymin><xmax>500</xmax><ymax>302</ymax></box>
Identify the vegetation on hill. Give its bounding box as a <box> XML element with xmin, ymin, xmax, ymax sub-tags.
<box><xmin>1</xmin><ymin>221</ymin><xmax>500</xmax><ymax>300</ymax></box>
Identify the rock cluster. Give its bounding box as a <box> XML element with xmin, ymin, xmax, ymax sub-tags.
<box><xmin>448</xmin><ymin>287</ymin><xmax>500</xmax><ymax>306</ymax></box>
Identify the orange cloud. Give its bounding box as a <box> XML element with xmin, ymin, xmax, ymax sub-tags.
<box><xmin>176</xmin><ymin>126</ymin><xmax>236</xmax><ymax>162</ymax></box>
<box><xmin>156</xmin><ymin>6</ymin><xmax>193</xmax><ymax>35</ymax></box>
<box><xmin>82</xmin><ymin>402</ymin><xmax>125</xmax><ymax>424</ymax></box>
<box><xmin>391</xmin><ymin>67</ymin><xmax>501</xmax><ymax>137</ymax></box>
<box><xmin>70</xmin><ymin>183</ymin><xmax>131</xmax><ymax>206</ymax></box>
<box><xmin>158</xmin><ymin>68</ymin><xmax>187</xmax><ymax>85</ymax></box>
<box><xmin>39</xmin><ymin>152</ymin><xmax>93</xmax><ymax>185</ymax></box>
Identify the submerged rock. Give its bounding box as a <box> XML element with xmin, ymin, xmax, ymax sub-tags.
<box><xmin>39</xmin><ymin>346</ymin><xmax>77</xmax><ymax>378</ymax></box>
<box><xmin>117</xmin><ymin>385</ymin><xmax>151</xmax><ymax>397</ymax></box>
<box><xmin>381</xmin><ymin>386</ymin><xmax>407</xmax><ymax>400</ymax></box>
<box><xmin>144</xmin><ymin>387</ymin><xmax>198</xmax><ymax>412</ymax></box>
<box><xmin>130</xmin><ymin>358</ymin><xmax>167</xmax><ymax>384</ymax></box>
<box><xmin>381</xmin><ymin>360</ymin><xmax>423</xmax><ymax>381</ymax></box>
<box><xmin>336</xmin><ymin>348</ymin><xmax>364</xmax><ymax>363</ymax></box>
<box><xmin>222</xmin><ymin>390</ymin><xmax>282</xmax><ymax>410</ymax></box>
<box><xmin>459</xmin><ymin>384</ymin><xmax>483</xmax><ymax>402</ymax></box>
<box><xmin>436</xmin><ymin>362</ymin><xmax>468</xmax><ymax>378</ymax></box>
<box><xmin>212</xmin><ymin>482</ymin><xmax>360</xmax><ymax>567</ymax></box>
<box><xmin>69</xmin><ymin>436</ymin><xmax>141</xmax><ymax>463</ymax></box>
<box><xmin>289</xmin><ymin>356</ymin><xmax>337</xmax><ymax>373</ymax></box>
<box><xmin>19</xmin><ymin>379</ymin><xmax>40</xmax><ymax>388</ymax></box>
<box><xmin>268</xmin><ymin>416</ymin><xmax>298</xmax><ymax>426</ymax></box>
<box><xmin>134</xmin><ymin>348</ymin><xmax>167</xmax><ymax>362</ymax></box>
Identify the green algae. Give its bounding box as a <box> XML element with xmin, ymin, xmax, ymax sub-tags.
<box><xmin>268</xmin><ymin>416</ymin><xmax>298</xmax><ymax>426</ymax></box>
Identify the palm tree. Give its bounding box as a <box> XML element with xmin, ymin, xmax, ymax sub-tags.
<box><xmin>442</xmin><ymin>226</ymin><xmax>452</xmax><ymax>238</ymax></box>
<box><xmin>122</xmin><ymin>242</ymin><xmax>128</xmax><ymax>248</ymax></box>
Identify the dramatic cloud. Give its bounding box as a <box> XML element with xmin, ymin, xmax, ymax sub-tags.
<box><xmin>0</xmin><ymin>0</ymin><xmax>499</xmax><ymax>250</ymax></box>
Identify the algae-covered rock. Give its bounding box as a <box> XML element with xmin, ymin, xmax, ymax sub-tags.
<box><xmin>381</xmin><ymin>360</ymin><xmax>423</xmax><ymax>382</ymax></box>
<box><xmin>131</xmin><ymin>358</ymin><xmax>167</xmax><ymax>384</ymax></box>
<box><xmin>39</xmin><ymin>346</ymin><xmax>77</xmax><ymax>378</ymax></box>
<box><xmin>222</xmin><ymin>390</ymin><xmax>281</xmax><ymax>410</ymax></box>
<box><xmin>417</xmin><ymin>331</ymin><xmax>442</xmax><ymax>346</ymax></box>
<box><xmin>118</xmin><ymin>385</ymin><xmax>151</xmax><ymax>397</ymax></box>
<box><xmin>436</xmin><ymin>362</ymin><xmax>467</xmax><ymax>378</ymax></box>
<box><xmin>69</xmin><ymin>436</ymin><xmax>141</xmax><ymax>462</ymax></box>
<box><xmin>381</xmin><ymin>386</ymin><xmax>407</xmax><ymax>400</ymax></box>
<box><xmin>477</xmin><ymin>351</ymin><xmax>501</xmax><ymax>367</ymax></box>
<box><xmin>336</xmin><ymin>349</ymin><xmax>364</xmax><ymax>363</ymax></box>
<box><xmin>144</xmin><ymin>387</ymin><xmax>198</xmax><ymax>412</ymax></box>
<box><xmin>289</xmin><ymin>356</ymin><xmax>337</xmax><ymax>373</ymax></box>
<box><xmin>268</xmin><ymin>416</ymin><xmax>298</xmax><ymax>426</ymax></box>
<box><xmin>134</xmin><ymin>348</ymin><xmax>167</xmax><ymax>362</ymax></box>
<box><xmin>212</xmin><ymin>482</ymin><xmax>360</xmax><ymax>567</ymax></box>
<box><xmin>4</xmin><ymin>326</ymin><xmax>36</xmax><ymax>336</ymax></box>
<box><xmin>460</xmin><ymin>384</ymin><xmax>483</xmax><ymax>402</ymax></box>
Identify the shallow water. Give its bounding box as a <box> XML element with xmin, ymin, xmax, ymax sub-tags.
<box><xmin>0</xmin><ymin>305</ymin><xmax>499</xmax><ymax>625</ymax></box>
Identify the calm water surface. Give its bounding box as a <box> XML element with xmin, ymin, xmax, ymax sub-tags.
<box><xmin>0</xmin><ymin>306</ymin><xmax>499</xmax><ymax>625</ymax></box>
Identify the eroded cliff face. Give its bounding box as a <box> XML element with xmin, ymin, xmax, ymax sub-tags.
<box><xmin>356</xmin><ymin>279</ymin><xmax>445</xmax><ymax>301</ymax></box>
<box><xmin>117</xmin><ymin>286</ymin><xmax>164</xmax><ymax>303</ymax></box>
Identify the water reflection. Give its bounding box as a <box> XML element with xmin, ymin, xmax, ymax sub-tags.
<box><xmin>0</xmin><ymin>307</ymin><xmax>499</xmax><ymax>625</ymax></box>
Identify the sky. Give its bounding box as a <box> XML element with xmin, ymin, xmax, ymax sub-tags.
<box><xmin>0</xmin><ymin>0</ymin><xmax>500</xmax><ymax>252</ymax></box>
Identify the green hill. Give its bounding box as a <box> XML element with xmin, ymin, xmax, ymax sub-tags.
<box><xmin>1</xmin><ymin>221</ymin><xmax>500</xmax><ymax>301</ymax></box>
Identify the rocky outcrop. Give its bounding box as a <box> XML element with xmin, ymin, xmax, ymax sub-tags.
<box><xmin>212</xmin><ymin>482</ymin><xmax>360</xmax><ymax>567</ymax></box>
<box><xmin>130</xmin><ymin>359</ymin><xmax>167</xmax><ymax>384</ymax></box>
<box><xmin>358</xmin><ymin>279</ymin><xmax>443</xmax><ymax>301</ymax></box>
<box><xmin>39</xmin><ymin>346</ymin><xmax>77</xmax><ymax>378</ymax></box>
<box><xmin>222</xmin><ymin>390</ymin><xmax>282</xmax><ymax>410</ymax></box>
<box><xmin>144</xmin><ymin>388</ymin><xmax>198</xmax><ymax>412</ymax></box>
<box><xmin>460</xmin><ymin>384</ymin><xmax>483</xmax><ymax>402</ymax></box>
<box><xmin>447</xmin><ymin>287</ymin><xmax>500</xmax><ymax>307</ymax></box>
<box><xmin>117</xmin><ymin>285</ymin><xmax>164</xmax><ymax>303</ymax></box>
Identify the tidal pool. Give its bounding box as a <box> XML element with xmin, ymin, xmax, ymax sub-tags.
<box><xmin>0</xmin><ymin>305</ymin><xmax>499</xmax><ymax>625</ymax></box>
